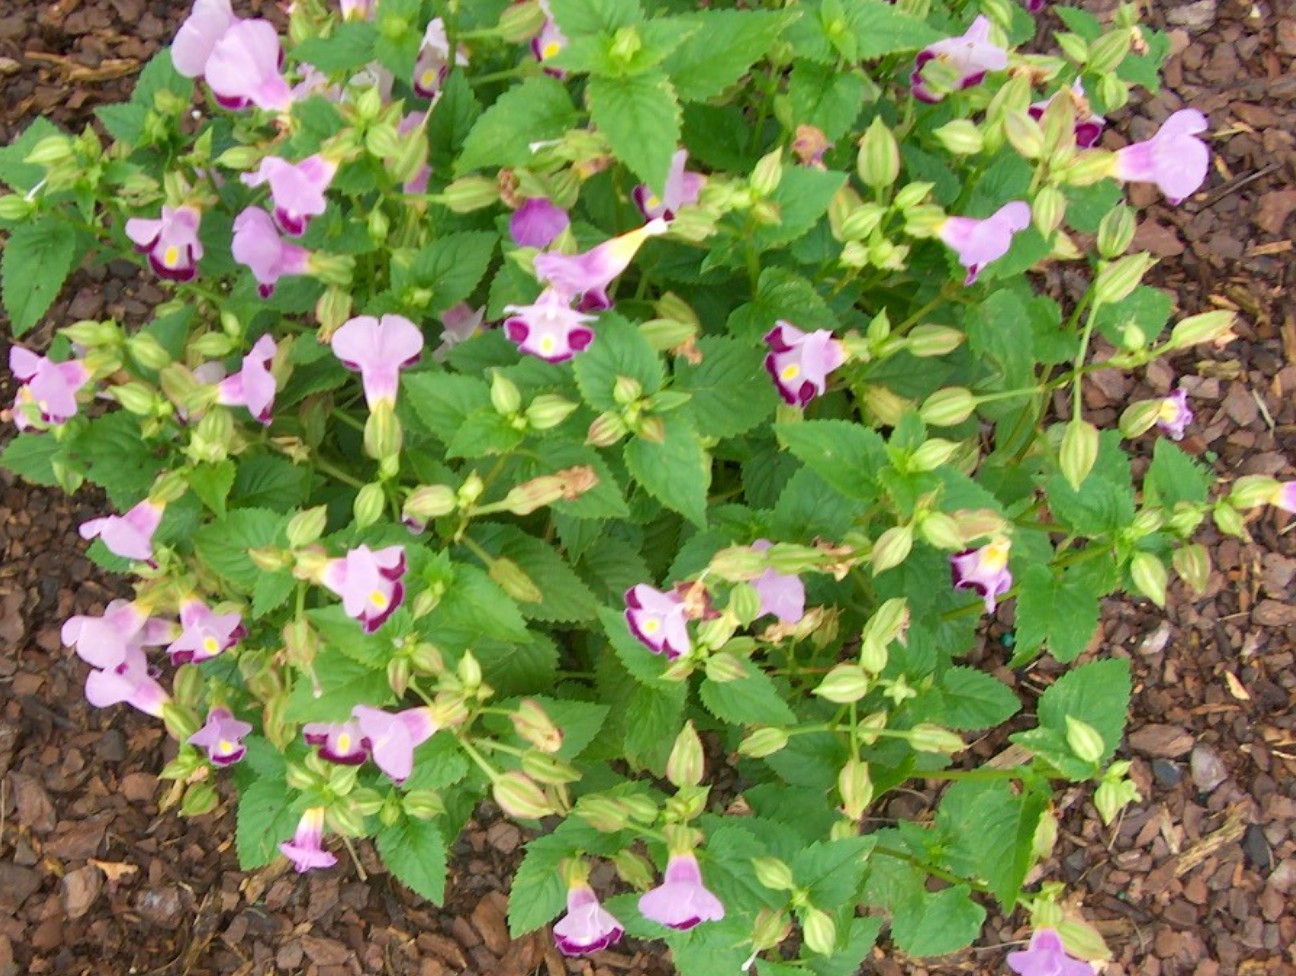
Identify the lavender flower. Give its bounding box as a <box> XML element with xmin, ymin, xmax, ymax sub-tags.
<box><xmin>171</xmin><ymin>0</ymin><xmax>239</xmax><ymax>80</ymax></box>
<box><xmin>749</xmin><ymin>540</ymin><xmax>806</xmax><ymax>624</ymax></box>
<box><xmin>331</xmin><ymin>314</ymin><xmax>425</xmax><ymax>409</ymax></box>
<box><xmin>1006</xmin><ymin>929</ymin><xmax>1094</xmax><ymax>976</ymax></box>
<box><xmin>533</xmin><ymin>218</ymin><xmax>668</xmax><ymax>310</ymax></box>
<box><xmin>1112</xmin><ymin>109</ymin><xmax>1210</xmax><ymax>205</ymax></box>
<box><xmin>9</xmin><ymin>346</ymin><xmax>89</xmax><ymax>430</ymax></box>
<box><xmin>280</xmin><ymin>807</ymin><xmax>337</xmax><ymax>873</ymax></box>
<box><xmin>1155</xmin><ymin>388</ymin><xmax>1193</xmax><ymax>441</ymax></box>
<box><xmin>352</xmin><ymin>704</ymin><xmax>439</xmax><ymax>783</ymax></box>
<box><xmin>166</xmin><ymin>599</ymin><xmax>245</xmax><ymax>664</ymax></box>
<box><xmin>532</xmin><ymin>1</ymin><xmax>568</xmax><ymax>76</ymax></box>
<box><xmin>79</xmin><ymin>498</ymin><xmax>165</xmax><ymax>563</ymax></box>
<box><xmin>503</xmin><ymin>288</ymin><xmax>597</xmax><ymax>363</ymax></box>
<box><xmin>126</xmin><ymin>205</ymin><xmax>204</xmax><ymax>282</ymax></box>
<box><xmin>763</xmin><ymin>321</ymin><xmax>846</xmax><ymax>407</ymax></box>
<box><xmin>1271</xmin><ymin>482</ymin><xmax>1296</xmax><ymax>514</ymax></box>
<box><xmin>84</xmin><ymin>643</ymin><xmax>170</xmax><ymax>717</ymax></box>
<box><xmin>1028</xmin><ymin>82</ymin><xmax>1106</xmax><ymax>149</ymax></box>
<box><xmin>303</xmin><ymin>720</ymin><xmax>368</xmax><ymax>765</ymax></box>
<box><xmin>950</xmin><ymin>537</ymin><xmax>1013</xmax><ymax>614</ymax></box>
<box><xmin>412</xmin><ymin>18</ymin><xmax>466</xmax><ymax>98</ymax></box>
<box><xmin>938</xmin><ymin>201</ymin><xmax>1031</xmax><ymax>285</ymax></box>
<box><xmin>435</xmin><ymin>303</ymin><xmax>485</xmax><ymax>361</ymax></box>
<box><xmin>215</xmin><ymin>334</ymin><xmax>278</xmax><ymax>424</ymax></box>
<box><xmin>188</xmin><ymin>707</ymin><xmax>253</xmax><ymax>766</ymax></box>
<box><xmin>638</xmin><ymin>852</ymin><xmax>725</xmax><ymax>931</ymax></box>
<box><xmin>205</xmin><ymin>19</ymin><xmax>293</xmax><ymax>111</ymax></box>
<box><xmin>510</xmin><ymin>197</ymin><xmax>570</xmax><ymax>249</ymax></box>
<box><xmin>624</xmin><ymin>583</ymin><xmax>691</xmax><ymax>660</ymax></box>
<box><xmin>552</xmin><ymin>884</ymin><xmax>624</xmax><ymax>956</ymax></box>
<box><xmin>63</xmin><ymin>599</ymin><xmax>174</xmax><ymax>671</ymax></box>
<box><xmin>911</xmin><ymin>16</ymin><xmax>1007</xmax><ymax>104</ymax></box>
<box><xmin>241</xmin><ymin>155</ymin><xmax>338</xmax><ymax>236</ymax></box>
<box><xmin>320</xmin><ymin>545</ymin><xmax>407</xmax><ymax>632</ymax></box>
<box><xmin>632</xmin><ymin>150</ymin><xmax>704</xmax><ymax>222</ymax></box>
<box><xmin>231</xmin><ymin>207</ymin><xmax>311</xmax><ymax>297</ymax></box>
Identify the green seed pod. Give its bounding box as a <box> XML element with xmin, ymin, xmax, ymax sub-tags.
<box><xmin>870</xmin><ymin>525</ymin><xmax>914</xmax><ymax>575</ymax></box>
<box><xmin>1129</xmin><ymin>551</ymin><xmax>1168</xmax><ymax>608</ymax></box>
<box><xmin>738</xmin><ymin>726</ymin><xmax>789</xmax><ymax>758</ymax></box>
<box><xmin>1059</xmin><ymin>419</ymin><xmax>1100</xmax><ymax>491</ymax></box>
<box><xmin>813</xmin><ymin>663</ymin><xmax>871</xmax><ymax>704</ymax></box>
<box><xmin>352</xmin><ymin>482</ymin><xmax>386</xmax><ymax>528</ymax></box>
<box><xmin>857</xmin><ymin>117</ymin><xmax>900</xmax><ymax>189</ymax></box>
<box><xmin>1065</xmin><ymin>716</ymin><xmax>1106</xmax><ymax>764</ymax></box>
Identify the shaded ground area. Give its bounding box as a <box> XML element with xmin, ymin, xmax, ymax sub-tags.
<box><xmin>1</xmin><ymin>1</ymin><xmax>1294</xmax><ymax>974</ymax></box>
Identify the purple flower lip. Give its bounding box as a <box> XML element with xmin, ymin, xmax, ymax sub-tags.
<box><xmin>303</xmin><ymin>721</ymin><xmax>369</xmax><ymax>765</ymax></box>
<box><xmin>1007</xmin><ymin>928</ymin><xmax>1094</xmax><ymax>976</ymax></box>
<box><xmin>950</xmin><ymin>537</ymin><xmax>1013</xmax><ymax>614</ymax></box>
<box><xmin>624</xmin><ymin>583</ymin><xmax>691</xmax><ymax>659</ymax></box>
<box><xmin>910</xmin><ymin>16</ymin><xmax>1007</xmax><ymax>103</ymax></box>
<box><xmin>188</xmin><ymin>707</ymin><xmax>253</xmax><ymax>767</ymax></box>
<box><xmin>637</xmin><ymin>852</ymin><xmax>725</xmax><ymax>931</ymax></box>
<box><xmin>552</xmin><ymin>885</ymin><xmax>624</xmax><ymax>957</ymax></box>
<box><xmin>502</xmin><ymin>288</ymin><xmax>597</xmax><ymax>363</ymax></box>
<box><xmin>938</xmin><ymin>201</ymin><xmax>1031</xmax><ymax>285</ymax></box>
<box><xmin>763</xmin><ymin>321</ymin><xmax>846</xmax><ymax>407</ymax></box>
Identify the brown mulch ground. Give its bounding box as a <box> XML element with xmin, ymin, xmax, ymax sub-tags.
<box><xmin>2</xmin><ymin>1</ymin><xmax>1294</xmax><ymax>974</ymax></box>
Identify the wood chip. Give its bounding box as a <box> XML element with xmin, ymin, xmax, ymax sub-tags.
<box><xmin>1173</xmin><ymin>805</ymin><xmax>1248</xmax><ymax>877</ymax></box>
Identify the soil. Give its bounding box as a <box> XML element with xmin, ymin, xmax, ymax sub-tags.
<box><xmin>2</xmin><ymin>1</ymin><xmax>1294</xmax><ymax>975</ymax></box>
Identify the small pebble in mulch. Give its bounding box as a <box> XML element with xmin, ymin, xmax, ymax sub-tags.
<box><xmin>1153</xmin><ymin>758</ymin><xmax>1185</xmax><ymax>787</ymax></box>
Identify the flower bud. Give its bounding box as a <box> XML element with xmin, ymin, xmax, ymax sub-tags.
<box><xmin>919</xmin><ymin>387</ymin><xmax>976</xmax><ymax>427</ymax></box>
<box><xmin>525</xmin><ymin>394</ymin><xmax>577</xmax><ymax>430</ymax></box>
<box><xmin>1088</xmin><ymin>29</ymin><xmax>1131</xmax><ymax>74</ymax></box>
<box><xmin>404</xmin><ymin>484</ymin><xmax>456</xmax><ymax>525</ymax></box>
<box><xmin>750</xmin><ymin>149</ymin><xmax>784</xmax><ymax>196</ymax></box>
<box><xmin>863</xmin><ymin>384</ymin><xmax>909</xmax><ymax>426</ymax></box>
<box><xmin>727</xmin><ymin>581</ymin><xmax>763</xmax><ymax>625</ymax></box>
<box><xmin>1097</xmin><ymin>204</ymin><xmax>1136</xmax><ymax>259</ymax></box>
<box><xmin>1065</xmin><ymin>716</ymin><xmax>1106</xmax><ymax>768</ymax></box>
<box><xmin>1129</xmin><ymin>551</ymin><xmax>1167</xmax><ymax>607</ymax></box>
<box><xmin>639</xmin><ymin>317</ymin><xmax>698</xmax><ymax>351</ymax></box>
<box><xmin>1172</xmin><ymin>543</ymin><xmax>1210</xmax><ymax>597</ymax></box>
<box><xmin>738</xmin><ymin>727</ymin><xmax>789</xmax><ymax>758</ymax></box>
<box><xmin>387</xmin><ymin>655</ymin><xmax>412</xmax><ymax>695</ymax></box>
<box><xmin>903</xmin><ymin>204</ymin><xmax>946</xmax><ymax>238</ymax></box>
<box><xmin>857</xmin><ymin>117</ymin><xmax>900</xmax><ymax>189</ymax></box>
<box><xmin>801</xmin><ymin>908</ymin><xmax>836</xmax><ymax>956</ymax></box>
<box><xmin>315</xmin><ymin>287</ymin><xmax>353</xmax><ymax>338</ymax></box>
<box><xmin>1033</xmin><ymin>186</ymin><xmax>1067</xmax><ymax>238</ymax></box>
<box><xmin>918</xmin><ymin>511</ymin><xmax>963</xmax><ymax>551</ymax></box>
<box><xmin>489</xmin><ymin>370</ymin><xmax>522</xmax><ymax>416</ymax></box>
<box><xmin>1058</xmin><ymin>148</ymin><xmax>1117</xmax><ymax>187</ymax></box>
<box><xmin>905</xmin><ymin>324</ymin><xmax>963</xmax><ymax>358</ymax></box>
<box><xmin>162</xmin><ymin>701</ymin><xmax>198</xmax><ymax>742</ymax></box>
<box><xmin>813</xmin><ymin>663</ymin><xmax>871</xmax><ymax>704</ymax></box>
<box><xmin>1056</xmin><ymin>31</ymin><xmax>1089</xmax><ymax>63</ymax></box>
<box><xmin>933</xmin><ymin>119</ymin><xmax>984</xmax><ymax>155</ymax></box>
<box><xmin>908</xmin><ymin>723</ymin><xmax>965</xmax><ymax>754</ymax></box>
<box><xmin>109</xmin><ymin>382</ymin><xmax>157</xmax><ymax>416</ymax></box>
<box><xmin>489</xmin><ymin>556</ymin><xmax>543</xmax><ymax>603</ymax></box>
<box><xmin>1212</xmin><ymin>502</ymin><xmax>1249</xmax><ymax>540</ymax></box>
<box><xmin>666</xmin><ymin>721</ymin><xmax>705</xmax><ymax>789</ymax></box>
<box><xmin>410</xmin><ymin>641</ymin><xmax>445</xmax><ymax>675</ymax></box>
<box><xmin>1059</xmin><ymin>419</ymin><xmax>1099</xmax><ymax>491</ymax></box>
<box><xmin>286</xmin><ymin>505</ymin><xmax>329</xmax><ymax>548</ymax></box>
<box><xmin>612</xmin><ymin>848</ymin><xmax>657</xmax><ymax>889</ymax></box>
<box><xmin>752</xmin><ymin>857</ymin><xmax>795</xmax><ymax>892</ymax></box>
<box><xmin>522</xmin><ymin>750</ymin><xmax>581</xmax><ymax>785</ymax></box>
<box><xmin>856</xmin><ymin>711</ymin><xmax>887</xmax><ymax>746</ymax></box>
<box><xmin>125</xmin><ymin>333</ymin><xmax>171</xmax><ymax>371</ymax></box>
<box><xmin>1118</xmin><ymin>399</ymin><xmax>1161</xmax><ymax>439</ymax></box>
<box><xmin>502</xmin><ymin>476</ymin><xmax>566</xmax><ymax>515</ymax></box>
<box><xmin>511</xmin><ymin>698</ymin><xmax>563</xmax><ymax>753</ymax></box>
<box><xmin>364</xmin><ymin>403</ymin><xmax>403</xmax><ymax>460</ymax></box>
<box><xmin>442</xmin><ymin>175</ymin><xmax>500</xmax><ymax>212</ymax></box>
<box><xmin>870</xmin><ymin>525</ymin><xmax>913</xmax><ymax>575</ymax></box>
<box><xmin>838</xmin><ymin>757</ymin><xmax>874</xmax><ymax>819</ymax></box>
<box><xmin>1168</xmin><ymin>309</ymin><xmax>1235</xmax><ymax>349</ymax></box>
<box><xmin>253</xmin><ymin>545</ymin><xmax>294</xmax><ymax>573</ymax></box>
<box><xmin>26</xmin><ymin>133</ymin><xmax>74</xmax><ymax>165</ymax></box>
<box><xmin>0</xmin><ymin>193</ymin><xmax>35</xmax><ymax>220</ymax></box>
<box><xmin>1228</xmin><ymin>474</ymin><xmax>1280</xmax><ymax>509</ymax></box>
<box><xmin>180</xmin><ymin>782</ymin><xmax>219</xmax><ymax>817</ymax></box>
<box><xmin>586</xmin><ymin>410</ymin><xmax>628</xmax><ymax>447</ymax></box>
<box><xmin>402</xmin><ymin>789</ymin><xmax>445</xmax><ymax>820</ymax></box>
<box><xmin>493</xmin><ymin>770</ymin><xmax>555</xmax><ymax>819</ymax></box>
<box><xmin>908</xmin><ymin>437</ymin><xmax>961</xmax><ymax>472</ymax></box>
<box><xmin>1094</xmin><ymin>253</ymin><xmax>1155</xmax><ymax>305</ymax></box>
<box><xmin>1004</xmin><ymin>111</ymin><xmax>1045</xmax><ymax>160</ymax></box>
<box><xmin>353</xmin><ymin>482</ymin><xmax>386</xmax><ymax>528</ymax></box>
<box><xmin>62</xmin><ymin>318</ymin><xmax>121</xmax><ymax>347</ymax></box>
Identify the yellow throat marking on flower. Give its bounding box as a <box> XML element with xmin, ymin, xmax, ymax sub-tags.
<box><xmin>982</xmin><ymin>538</ymin><xmax>1011</xmax><ymax>571</ymax></box>
<box><xmin>421</xmin><ymin>69</ymin><xmax>438</xmax><ymax>90</ymax></box>
<box><xmin>642</xmin><ymin>617</ymin><xmax>661</xmax><ymax>634</ymax></box>
<box><xmin>219</xmin><ymin>739</ymin><xmax>235</xmax><ymax>754</ymax></box>
<box><xmin>540</xmin><ymin>335</ymin><xmax>557</xmax><ymax>355</ymax></box>
<box><xmin>780</xmin><ymin>363</ymin><xmax>801</xmax><ymax>381</ymax></box>
<box><xmin>369</xmin><ymin>589</ymin><xmax>389</xmax><ymax>609</ymax></box>
<box><xmin>337</xmin><ymin>733</ymin><xmax>352</xmax><ymax>753</ymax></box>
<box><xmin>1157</xmin><ymin>398</ymin><xmax>1181</xmax><ymax>422</ymax></box>
<box><xmin>163</xmin><ymin>245</ymin><xmax>180</xmax><ymax>267</ymax></box>
<box><xmin>644</xmin><ymin>193</ymin><xmax>661</xmax><ymax>211</ymax></box>
<box><xmin>542</xmin><ymin>41</ymin><xmax>562</xmax><ymax>60</ymax></box>
<box><xmin>203</xmin><ymin>636</ymin><xmax>220</xmax><ymax>655</ymax></box>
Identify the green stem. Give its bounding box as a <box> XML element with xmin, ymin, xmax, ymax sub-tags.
<box><xmin>313</xmin><ymin>457</ymin><xmax>365</xmax><ymax>489</ymax></box>
<box><xmin>458</xmin><ymin>735</ymin><xmax>500</xmax><ymax>782</ymax></box>
<box><xmin>872</xmin><ymin>844</ymin><xmax>993</xmax><ymax>894</ymax></box>
<box><xmin>1070</xmin><ymin>298</ymin><xmax>1105</xmax><ymax>420</ymax></box>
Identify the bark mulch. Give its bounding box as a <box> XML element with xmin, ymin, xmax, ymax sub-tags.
<box><xmin>1</xmin><ymin>1</ymin><xmax>1294</xmax><ymax>974</ymax></box>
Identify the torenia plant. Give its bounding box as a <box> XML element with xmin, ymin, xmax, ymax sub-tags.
<box><xmin>0</xmin><ymin>0</ymin><xmax>1251</xmax><ymax>970</ymax></box>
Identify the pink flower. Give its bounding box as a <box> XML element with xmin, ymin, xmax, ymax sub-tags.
<box><xmin>126</xmin><ymin>205</ymin><xmax>204</xmax><ymax>282</ymax></box>
<box><xmin>950</xmin><ymin>537</ymin><xmax>1013</xmax><ymax>614</ymax></box>
<box><xmin>1028</xmin><ymin>82</ymin><xmax>1105</xmax><ymax>149</ymax></box>
<box><xmin>1112</xmin><ymin>109</ymin><xmax>1210</xmax><ymax>205</ymax></box>
<box><xmin>331</xmin><ymin>314</ymin><xmax>424</xmax><ymax>409</ymax></box>
<box><xmin>352</xmin><ymin>704</ymin><xmax>439</xmax><ymax>783</ymax></box>
<box><xmin>912</xmin><ymin>16</ymin><xmax>1007</xmax><ymax>103</ymax></box>
<box><xmin>553</xmin><ymin>885</ymin><xmax>624</xmax><ymax>956</ymax></box>
<box><xmin>166</xmin><ymin>599</ymin><xmax>245</xmax><ymax>664</ymax></box>
<box><xmin>531</xmin><ymin>12</ymin><xmax>568</xmax><ymax>77</ymax></box>
<box><xmin>231</xmin><ymin>207</ymin><xmax>311</xmax><ymax>297</ymax></box>
<box><xmin>339</xmin><ymin>0</ymin><xmax>376</xmax><ymax>19</ymax></box>
<box><xmin>241</xmin><ymin>155</ymin><xmax>338</xmax><ymax>236</ymax></box>
<box><xmin>632</xmin><ymin>150</ymin><xmax>704</xmax><ymax>221</ymax></box>
<box><xmin>938</xmin><ymin>201</ymin><xmax>1031</xmax><ymax>285</ymax></box>
<box><xmin>280</xmin><ymin>807</ymin><xmax>337</xmax><ymax>873</ymax></box>
<box><xmin>533</xmin><ymin>218</ymin><xmax>668</xmax><ymax>311</ymax></box>
<box><xmin>62</xmin><ymin>599</ymin><xmax>174</xmax><ymax>671</ymax></box>
<box><xmin>749</xmin><ymin>540</ymin><xmax>806</xmax><ymax>624</ymax></box>
<box><xmin>638</xmin><ymin>852</ymin><xmax>725</xmax><ymax>931</ymax></box>
<box><xmin>303</xmin><ymin>720</ymin><xmax>368</xmax><ymax>765</ymax></box>
<box><xmin>188</xmin><ymin>707</ymin><xmax>253</xmax><ymax>766</ymax></box>
<box><xmin>1007</xmin><ymin>929</ymin><xmax>1094</xmax><ymax>976</ymax></box>
<box><xmin>763</xmin><ymin>321</ymin><xmax>846</xmax><ymax>407</ymax></box>
<box><xmin>79</xmin><ymin>498</ymin><xmax>165</xmax><ymax>563</ymax></box>
<box><xmin>435</xmin><ymin>303</ymin><xmax>485</xmax><ymax>361</ymax></box>
<box><xmin>171</xmin><ymin>0</ymin><xmax>239</xmax><ymax>79</ymax></box>
<box><xmin>412</xmin><ymin>18</ymin><xmax>466</xmax><ymax>98</ymax></box>
<box><xmin>9</xmin><ymin>346</ymin><xmax>89</xmax><ymax>430</ymax></box>
<box><xmin>503</xmin><ymin>288</ymin><xmax>597</xmax><ymax>363</ymax></box>
<box><xmin>215</xmin><ymin>334</ymin><xmax>278</xmax><ymax>423</ymax></box>
<box><xmin>624</xmin><ymin>584</ymin><xmax>691</xmax><ymax>660</ymax></box>
<box><xmin>1155</xmin><ymin>388</ymin><xmax>1193</xmax><ymax>441</ymax></box>
<box><xmin>510</xmin><ymin>198</ymin><xmax>570</xmax><ymax>249</ymax></box>
<box><xmin>1271</xmin><ymin>482</ymin><xmax>1296</xmax><ymax>514</ymax></box>
<box><xmin>320</xmin><ymin>544</ymin><xmax>407</xmax><ymax>632</ymax></box>
<box><xmin>84</xmin><ymin>643</ymin><xmax>171</xmax><ymax>718</ymax></box>
<box><xmin>205</xmin><ymin>20</ymin><xmax>293</xmax><ymax>112</ymax></box>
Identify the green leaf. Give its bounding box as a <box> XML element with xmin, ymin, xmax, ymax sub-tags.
<box><xmin>774</xmin><ymin>420</ymin><xmax>886</xmax><ymax>503</ymax></box>
<box><xmin>96</xmin><ymin>50</ymin><xmax>189</xmax><ymax>143</ymax></box>
<box><xmin>231</xmin><ymin>455</ymin><xmax>312</xmax><ymax>512</ymax></box>
<box><xmin>1045</xmin><ymin>430</ymin><xmax>1134</xmax><ymax>534</ymax></box>
<box><xmin>793</xmin><ymin>836</ymin><xmax>875</xmax><ymax>907</ymax></box>
<box><xmin>674</xmin><ymin>337</ymin><xmax>777</xmax><ymax>440</ymax></box>
<box><xmin>862</xmin><ymin>854</ymin><xmax>985</xmax><ymax>957</ymax></box>
<box><xmin>252</xmin><ymin>571</ymin><xmax>296</xmax><ymax>619</ymax></box>
<box><xmin>755</xmin><ymin>167</ymin><xmax>846</xmax><ymax>249</ymax></box>
<box><xmin>788</xmin><ymin>62</ymin><xmax>865</xmax><ymax>141</ymax></box>
<box><xmin>398</xmin><ymin>231</ymin><xmax>497</xmax><ymax>314</ymax></box>
<box><xmin>966</xmin><ymin>290</ymin><xmax>1033</xmax><ymax>387</ymax></box>
<box><xmin>0</xmin><ymin>434</ymin><xmax>62</xmax><ymax>486</ymax></box>
<box><xmin>940</xmin><ymin>780</ymin><xmax>1046</xmax><ymax>909</ymax></box>
<box><xmin>1036</xmin><ymin>657</ymin><xmax>1131</xmax><ymax>763</ymax></box>
<box><xmin>285</xmin><ymin>646</ymin><xmax>393</xmax><ymax>723</ymax></box>
<box><xmin>577</xmin><ymin>536</ymin><xmax>650</xmax><ymax>604</ymax></box>
<box><xmin>624</xmin><ymin>414</ymin><xmax>710</xmax><ymax>527</ymax></box>
<box><xmin>547</xmin><ymin>0</ymin><xmax>641</xmax><ymax>36</ymax></box>
<box><xmin>291</xmin><ymin>21</ymin><xmax>379</xmax><ymax>72</ymax></box>
<box><xmin>2</xmin><ymin>219</ymin><xmax>79</xmax><ymax>336</ymax></box>
<box><xmin>235</xmin><ymin>779</ymin><xmax>297</xmax><ymax>870</ymax></box>
<box><xmin>427</xmin><ymin>560</ymin><xmax>531</xmax><ymax>644</ymax></box>
<box><xmin>65</xmin><ymin>412</ymin><xmax>165</xmax><ymax>507</ymax></box>
<box><xmin>377</xmin><ymin>817</ymin><xmax>448</xmax><ymax>904</ymax></box>
<box><xmin>1144</xmin><ymin>438</ymin><xmax>1211</xmax><ymax>509</ymax></box>
<box><xmin>308</xmin><ymin>605</ymin><xmax>392</xmax><ymax>668</ymax></box>
<box><xmin>446</xmin><ymin>408</ymin><xmax>525</xmax><ymax>458</ymax></box>
<box><xmin>473</xmin><ymin>637</ymin><xmax>560</xmax><ymax>696</ymax></box>
<box><xmin>662</xmin><ymin>10</ymin><xmax>792</xmax><ymax>103</ymax></box>
<box><xmin>1094</xmin><ymin>285</ymin><xmax>1172</xmax><ymax>347</ymax></box>
<box><xmin>935</xmin><ymin>667</ymin><xmax>1021</xmax><ymax>730</ymax></box>
<box><xmin>624</xmin><ymin>679</ymin><xmax>687</xmax><ymax>773</ymax></box>
<box><xmin>844</xmin><ymin>0</ymin><xmax>942</xmax><ymax>57</ymax></box>
<box><xmin>699</xmin><ymin>661</ymin><xmax>796</xmax><ymax>726</ymax></box>
<box><xmin>573</xmin><ymin>313</ymin><xmax>664</xmax><ymax>410</ymax></box>
<box><xmin>0</xmin><ymin>117</ymin><xmax>59</xmax><ymax>191</ymax></box>
<box><xmin>588</xmin><ymin>70</ymin><xmax>682</xmax><ymax>194</ymax></box>
<box><xmin>193</xmin><ymin>509</ymin><xmax>286</xmax><ymax>592</ymax></box>
<box><xmin>188</xmin><ymin>461</ymin><xmax>236</xmax><ymax>518</ymax></box>
<box><xmin>508</xmin><ymin>830</ymin><xmax>586</xmax><ymax>937</ymax></box>
<box><xmin>456</xmin><ymin>76</ymin><xmax>580</xmax><ymax>173</ymax></box>
<box><xmin>770</xmin><ymin>466</ymin><xmax>858</xmax><ymax>541</ymax></box>
<box><xmin>428</xmin><ymin>69</ymin><xmax>481</xmax><ymax>171</ymax></box>
<box><xmin>1013</xmin><ymin>564</ymin><xmax>1103</xmax><ymax>663</ymax></box>
<box><xmin>473</xmin><ymin>524</ymin><xmax>600</xmax><ymax>623</ymax></box>
<box><xmin>522</xmin><ymin>443</ymin><xmax>629</xmax><ymax>520</ymax></box>
<box><xmin>403</xmin><ymin>372</ymin><xmax>492</xmax><ymax>441</ymax></box>
<box><xmin>402</xmin><ymin>736</ymin><xmax>470</xmax><ymax>792</ymax></box>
